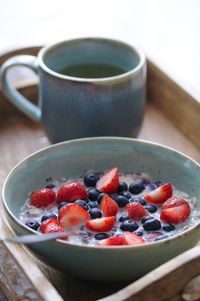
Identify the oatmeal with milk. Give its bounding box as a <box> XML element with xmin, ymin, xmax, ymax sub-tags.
<box><xmin>19</xmin><ymin>167</ymin><xmax>199</xmax><ymax>246</ymax></box>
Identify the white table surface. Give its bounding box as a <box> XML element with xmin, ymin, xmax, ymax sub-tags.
<box><xmin>0</xmin><ymin>0</ymin><xmax>200</xmax><ymax>100</ymax></box>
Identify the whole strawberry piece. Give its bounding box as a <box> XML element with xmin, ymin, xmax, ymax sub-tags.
<box><xmin>144</xmin><ymin>183</ymin><xmax>173</xmax><ymax>205</ymax></box>
<box><xmin>57</xmin><ymin>182</ymin><xmax>87</xmax><ymax>202</ymax></box>
<box><xmin>96</xmin><ymin>235</ymin><xmax>127</xmax><ymax>246</ymax></box>
<box><xmin>58</xmin><ymin>203</ymin><xmax>89</xmax><ymax>227</ymax></box>
<box><xmin>100</xmin><ymin>194</ymin><xmax>119</xmax><ymax>217</ymax></box>
<box><xmin>40</xmin><ymin>217</ymin><xmax>67</xmax><ymax>240</ymax></box>
<box><xmin>86</xmin><ymin>216</ymin><xmax>115</xmax><ymax>232</ymax></box>
<box><xmin>160</xmin><ymin>197</ymin><xmax>190</xmax><ymax>224</ymax></box>
<box><xmin>96</xmin><ymin>167</ymin><xmax>119</xmax><ymax>193</ymax></box>
<box><xmin>30</xmin><ymin>188</ymin><xmax>56</xmax><ymax>208</ymax></box>
<box><xmin>126</xmin><ymin>201</ymin><xmax>146</xmax><ymax>220</ymax></box>
<box><xmin>124</xmin><ymin>232</ymin><xmax>145</xmax><ymax>245</ymax></box>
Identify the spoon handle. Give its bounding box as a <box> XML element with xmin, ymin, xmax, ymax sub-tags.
<box><xmin>1</xmin><ymin>231</ymin><xmax>70</xmax><ymax>244</ymax></box>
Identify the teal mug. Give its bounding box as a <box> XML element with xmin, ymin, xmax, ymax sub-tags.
<box><xmin>0</xmin><ymin>38</ymin><xmax>146</xmax><ymax>143</ymax></box>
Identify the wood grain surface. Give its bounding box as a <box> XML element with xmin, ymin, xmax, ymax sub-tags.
<box><xmin>147</xmin><ymin>60</ymin><xmax>200</xmax><ymax>150</ymax></box>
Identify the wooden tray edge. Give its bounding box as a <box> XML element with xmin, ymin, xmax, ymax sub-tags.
<box><xmin>147</xmin><ymin>60</ymin><xmax>200</xmax><ymax>150</ymax></box>
<box><xmin>0</xmin><ymin>216</ymin><xmax>63</xmax><ymax>301</ymax></box>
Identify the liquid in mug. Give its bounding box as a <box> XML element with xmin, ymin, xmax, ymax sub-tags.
<box><xmin>57</xmin><ymin>63</ymin><xmax>127</xmax><ymax>78</ymax></box>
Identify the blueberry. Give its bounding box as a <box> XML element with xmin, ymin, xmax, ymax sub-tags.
<box><xmin>109</xmin><ymin>194</ymin><xmax>118</xmax><ymax>201</ymax></box>
<box><xmin>89</xmin><ymin>208</ymin><xmax>102</xmax><ymax>219</ymax></box>
<box><xmin>88</xmin><ymin>188</ymin><xmax>100</xmax><ymax>201</ymax></box>
<box><xmin>119</xmin><ymin>215</ymin><xmax>130</xmax><ymax>222</ymax></box>
<box><xmin>130</xmin><ymin>196</ymin><xmax>146</xmax><ymax>206</ymax></box>
<box><xmin>80</xmin><ymin>225</ymin><xmax>86</xmax><ymax>231</ymax></box>
<box><xmin>143</xmin><ymin>217</ymin><xmax>161</xmax><ymax>231</ymax></box>
<box><xmin>155</xmin><ymin>180</ymin><xmax>163</xmax><ymax>187</ymax></box>
<box><xmin>88</xmin><ymin>201</ymin><xmax>99</xmax><ymax>209</ymax></box>
<box><xmin>139</xmin><ymin>199</ymin><xmax>147</xmax><ymax>206</ymax></box>
<box><xmin>120</xmin><ymin>220</ymin><xmax>139</xmax><ymax>232</ymax></box>
<box><xmin>95</xmin><ymin>233</ymin><xmax>110</xmax><ymax>240</ymax></box>
<box><xmin>117</xmin><ymin>181</ymin><xmax>128</xmax><ymax>193</ymax></box>
<box><xmin>45</xmin><ymin>183</ymin><xmax>55</xmax><ymax>189</ymax></box>
<box><xmin>154</xmin><ymin>235</ymin><xmax>168</xmax><ymax>241</ymax></box>
<box><xmin>97</xmin><ymin>192</ymin><xmax>106</xmax><ymax>203</ymax></box>
<box><xmin>141</xmin><ymin>216</ymin><xmax>153</xmax><ymax>224</ymax></box>
<box><xmin>120</xmin><ymin>191</ymin><xmax>132</xmax><ymax>199</ymax></box>
<box><xmin>84</xmin><ymin>172</ymin><xmax>100</xmax><ymax>187</ymax></box>
<box><xmin>129</xmin><ymin>180</ymin><xmax>145</xmax><ymax>194</ymax></box>
<box><xmin>57</xmin><ymin>201</ymin><xmax>68</xmax><ymax>209</ymax></box>
<box><xmin>163</xmin><ymin>224</ymin><xmax>175</xmax><ymax>232</ymax></box>
<box><xmin>115</xmin><ymin>195</ymin><xmax>129</xmax><ymax>207</ymax></box>
<box><xmin>41</xmin><ymin>213</ymin><xmax>57</xmax><ymax>222</ymax></box>
<box><xmin>74</xmin><ymin>199</ymin><xmax>89</xmax><ymax>210</ymax></box>
<box><xmin>135</xmin><ymin>231</ymin><xmax>144</xmax><ymax>236</ymax></box>
<box><xmin>145</xmin><ymin>205</ymin><xmax>157</xmax><ymax>213</ymax></box>
<box><xmin>25</xmin><ymin>220</ymin><xmax>40</xmax><ymax>230</ymax></box>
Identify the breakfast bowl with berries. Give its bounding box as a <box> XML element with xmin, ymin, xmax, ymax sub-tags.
<box><xmin>2</xmin><ymin>137</ymin><xmax>200</xmax><ymax>281</ymax></box>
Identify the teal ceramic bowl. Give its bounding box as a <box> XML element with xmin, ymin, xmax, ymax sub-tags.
<box><xmin>2</xmin><ymin>137</ymin><xmax>200</xmax><ymax>281</ymax></box>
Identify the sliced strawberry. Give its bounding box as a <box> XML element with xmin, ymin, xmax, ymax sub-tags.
<box><xmin>30</xmin><ymin>188</ymin><xmax>56</xmax><ymax>208</ymax></box>
<box><xmin>126</xmin><ymin>201</ymin><xmax>146</xmax><ymax>220</ymax></box>
<box><xmin>86</xmin><ymin>216</ymin><xmax>115</xmax><ymax>232</ymax></box>
<box><xmin>124</xmin><ymin>232</ymin><xmax>145</xmax><ymax>245</ymax></box>
<box><xmin>96</xmin><ymin>167</ymin><xmax>119</xmax><ymax>193</ymax></box>
<box><xmin>57</xmin><ymin>182</ymin><xmax>87</xmax><ymax>202</ymax></box>
<box><xmin>40</xmin><ymin>217</ymin><xmax>67</xmax><ymax>240</ymax></box>
<box><xmin>96</xmin><ymin>235</ymin><xmax>127</xmax><ymax>246</ymax></box>
<box><xmin>58</xmin><ymin>203</ymin><xmax>89</xmax><ymax>227</ymax></box>
<box><xmin>100</xmin><ymin>194</ymin><xmax>118</xmax><ymax>217</ymax></box>
<box><xmin>143</xmin><ymin>183</ymin><xmax>173</xmax><ymax>205</ymax></box>
<box><xmin>160</xmin><ymin>197</ymin><xmax>190</xmax><ymax>224</ymax></box>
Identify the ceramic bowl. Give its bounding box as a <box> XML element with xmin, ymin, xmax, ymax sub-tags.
<box><xmin>2</xmin><ymin>137</ymin><xmax>200</xmax><ymax>281</ymax></box>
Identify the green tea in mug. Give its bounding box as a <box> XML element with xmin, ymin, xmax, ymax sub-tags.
<box><xmin>57</xmin><ymin>63</ymin><xmax>126</xmax><ymax>78</ymax></box>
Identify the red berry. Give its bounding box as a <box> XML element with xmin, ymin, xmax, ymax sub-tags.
<box><xmin>57</xmin><ymin>182</ymin><xmax>87</xmax><ymax>202</ymax></box>
<box><xmin>144</xmin><ymin>183</ymin><xmax>173</xmax><ymax>204</ymax></box>
<box><xmin>124</xmin><ymin>232</ymin><xmax>145</xmax><ymax>245</ymax></box>
<box><xmin>30</xmin><ymin>188</ymin><xmax>56</xmax><ymax>208</ymax></box>
<box><xmin>86</xmin><ymin>216</ymin><xmax>115</xmax><ymax>232</ymax></box>
<box><xmin>100</xmin><ymin>194</ymin><xmax>118</xmax><ymax>217</ymax></box>
<box><xmin>160</xmin><ymin>197</ymin><xmax>190</xmax><ymax>224</ymax></box>
<box><xmin>58</xmin><ymin>203</ymin><xmax>89</xmax><ymax>227</ymax></box>
<box><xmin>40</xmin><ymin>217</ymin><xmax>67</xmax><ymax>240</ymax></box>
<box><xmin>126</xmin><ymin>202</ymin><xmax>146</xmax><ymax>220</ymax></box>
<box><xmin>96</xmin><ymin>167</ymin><xmax>119</xmax><ymax>193</ymax></box>
<box><xmin>96</xmin><ymin>235</ymin><xmax>127</xmax><ymax>246</ymax></box>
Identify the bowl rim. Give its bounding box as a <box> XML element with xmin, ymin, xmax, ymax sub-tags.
<box><xmin>2</xmin><ymin>136</ymin><xmax>200</xmax><ymax>250</ymax></box>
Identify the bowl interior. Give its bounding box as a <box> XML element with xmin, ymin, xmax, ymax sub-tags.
<box><xmin>3</xmin><ymin>138</ymin><xmax>200</xmax><ymax>220</ymax></box>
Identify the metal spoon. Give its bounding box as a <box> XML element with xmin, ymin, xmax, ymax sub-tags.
<box><xmin>1</xmin><ymin>231</ymin><xmax>71</xmax><ymax>244</ymax></box>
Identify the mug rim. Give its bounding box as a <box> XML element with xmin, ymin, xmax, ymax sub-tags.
<box><xmin>38</xmin><ymin>37</ymin><xmax>146</xmax><ymax>83</ymax></box>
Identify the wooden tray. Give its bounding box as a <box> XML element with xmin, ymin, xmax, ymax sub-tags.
<box><xmin>0</xmin><ymin>47</ymin><xmax>200</xmax><ymax>301</ymax></box>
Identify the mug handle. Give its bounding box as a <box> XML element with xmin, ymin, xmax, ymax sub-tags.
<box><xmin>0</xmin><ymin>55</ymin><xmax>41</xmax><ymax>122</ymax></box>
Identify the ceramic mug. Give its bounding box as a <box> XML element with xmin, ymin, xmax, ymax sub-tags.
<box><xmin>0</xmin><ymin>38</ymin><xmax>146</xmax><ymax>143</ymax></box>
